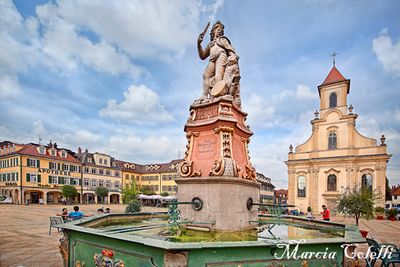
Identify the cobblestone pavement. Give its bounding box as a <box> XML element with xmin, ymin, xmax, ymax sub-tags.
<box><xmin>0</xmin><ymin>204</ymin><xmax>166</xmax><ymax>267</ymax></box>
<box><xmin>0</xmin><ymin>205</ymin><xmax>399</xmax><ymax>267</ymax></box>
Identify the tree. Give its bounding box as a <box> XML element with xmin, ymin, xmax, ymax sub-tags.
<box><xmin>139</xmin><ymin>185</ymin><xmax>155</xmax><ymax>195</ymax></box>
<box><xmin>62</xmin><ymin>185</ymin><xmax>78</xmax><ymax>204</ymax></box>
<box><xmin>161</xmin><ymin>192</ymin><xmax>169</xmax><ymax>197</ymax></box>
<box><xmin>95</xmin><ymin>187</ymin><xmax>109</xmax><ymax>204</ymax></box>
<box><xmin>337</xmin><ymin>185</ymin><xmax>378</xmax><ymax>226</ymax></box>
<box><xmin>122</xmin><ymin>184</ymin><xmax>138</xmax><ymax>204</ymax></box>
<box><xmin>386</xmin><ymin>177</ymin><xmax>392</xmax><ymax>201</ymax></box>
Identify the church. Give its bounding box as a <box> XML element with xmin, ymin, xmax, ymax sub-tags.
<box><xmin>286</xmin><ymin>64</ymin><xmax>391</xmax><ymax>213</ymax></box>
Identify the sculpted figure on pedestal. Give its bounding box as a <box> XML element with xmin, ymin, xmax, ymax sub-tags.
<box><xmin>197</xmin><ymin>21</ymin><xmax>241</xmax><ymax>107</ymax></box>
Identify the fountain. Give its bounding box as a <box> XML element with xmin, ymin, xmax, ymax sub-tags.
<box><xmin>57</xmin><ymin>21</ymin><xmax>365</xmax><ymax>267</ymax></box>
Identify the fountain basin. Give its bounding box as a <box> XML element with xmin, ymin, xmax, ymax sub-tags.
<box><xmin>57</xmin><ymin>212</ymin><xmax>365</xmax><ymax>267</ymax></box>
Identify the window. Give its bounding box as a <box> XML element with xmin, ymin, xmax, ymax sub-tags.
<box><xmin>99</xmin><ymin>158</ymin><xmax>103</xmax><ymax>164</ymax></box>
<box><xmin>104</xmin><ymin>159</ymin><xmax>108</xmax><ymax>165</ymax></box>
<box><xmin>115</xmin><ymin>171</ymin><xmax>119</xmax><ymax>177</ymax></box>
<box><xmin>91</xmin><ymin>168</ymin><xmax>96</xmax><ymax>174</ymax></box>
<box><xmin>328</xmin><ymin>132</ymin><xmax>337</xmax><ymax>150</ymax></box>
<box><xmin>49</xmin><ymin>162</ymin><xmax>57</xmax><ymax>170</ymax></box>
<box><xmin>98</xmin><ymin>180</ymin><xmax>104</xmax><ymax>187</ymax></box>
<box><xmin>64</xmin><ymin>177</ymin><xmax>70</xmax><ymax>185</ymax></box>
<box><xmin>84</xmin><ymin>167</ymin><xmax>89</xmax><ymax>173</ymax></box>
<box><xmin>83</xmin><ymin>178</ymin><xmax>89</xmax><ymax>186</ymax></box>
<box><xmin>49</xmin><ymin>176</ymin><xmax>58</xmax><ymax>184</ymax></box>
<box><xmin>125</xmin><ymin>174</ymin><xmax>129</xmax><ymax>179</ymax></box>
<box><xmin>106</xmin><ymin>180</ymin><xmax>111</xmax><ymax>188</ymax></box>
<box><xmin>329</xmin><ymin>92</ymin><xmax>337</xmax><ymax>108</ymax></box>
<box><xmin>90</xmin><ymin>179</ymin><xmax>97</xmax><ymax>187</ymax></box>
<box><xmin>362</xmin><ymin>174</ymin><xmax>373</xmax><ymax>193</ymax></box>
<box><xmin>50</xmin><ymin>149</ymin><xmax>56</xmax><ymax>156</ymax></box>
<box><xmin>114</xmin><ymin>181</ymin><xmax>120</xmax><ymax>189</ymax></box>
<box><xmin>106</xmin><ymin>170</ymin><xmax>111</xmax><ymax>176</ymax></box>
<box><xmin>60</xmin><ymin>151</ymin><xmax>67</xmax><ymax>158</ymax></box>
<box><xmin>327</xmin><ymin>174</ymin><xmax>337</xmax><ymax>191</ymax></box>
<box><xmin>27</xmin><ymin>173</ymin><xmax>39</xmax><ymax>183</ymax></box>
<box><xmin>27</xmin><ymin>158</ymin><xmax>40</xmax><ymax>167</ymax></box>
<box><xmin>297</xmin><ymin>176</ymin><xmax>306</xmax><ymax>197</ymax></box>
<box><xmin>38</xmin><ymin>146</ymin><xmax>46</xmax><ymax>154</ymax></box>
<box><xmin>99</xmin><ymin>169</ymin><xmax>104</xmax><ymax>175</ymax></box>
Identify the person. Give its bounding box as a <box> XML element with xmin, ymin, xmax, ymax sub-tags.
<box><xmin>97</xmin><ymin>208</ymin><xmax>104</xmax><ymax>215</ymax></box>
<box><xmin>321</xmin><ymin>205</ymin><xmax>331</xmax><ymax>221</ymax></box>
<box><xmin>105</xmin><ymin>208</ymin><xmax>110</xmax><ymax>214</ymax></box>
<box><xmin>56</xmin><ymin>208</ymin><xmax>68</xmax><ymax>222</ymax></box>
<box><xmin>68</xmin><ymin>206</ymin><xmax>92</xmax><ymax>220</ymax></box>
<box><xmin>197</xmin><ymin>21</ymin><xmax>238</xmax><ymax>100</ymax></box>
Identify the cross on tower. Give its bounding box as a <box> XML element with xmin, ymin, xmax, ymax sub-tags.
<box><xmin>330</xmin><ymin>52</ymin><xmax>338</xmax><ymax>67</ymax></box>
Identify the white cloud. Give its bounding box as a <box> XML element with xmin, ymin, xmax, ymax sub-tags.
<box><xmin>295</xmin><ymin>84</ymin><xmax>317</xmax><ymax>100</ymax></box>
<box><xmin>372</xmin><ymin>29</ymin><xmax>400</xmax><ymax>76</ymax></box>
<box><xmin>0</xmin><ymin>74</ymin><xmax>21</xmax><ymax>98</ymax></box>
<box><xmin>0</xmin><ymin>126</ymin><xmax>13</xmax><ymax>140</ymax></box>
<box><xmin>46</xmin><ymin>0</ymin><xmax>223</xmax><ymax>59</ymax></box>
<box><xmin>99</xmin><ymin>84</ymin><xmax>174</xmax><ymax>125</ymax></box>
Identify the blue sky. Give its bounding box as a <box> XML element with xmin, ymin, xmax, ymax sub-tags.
<box><xmin>1</xmin><ymin>0</ymin><xmax>399</xmax><ymax>188</ymax></box>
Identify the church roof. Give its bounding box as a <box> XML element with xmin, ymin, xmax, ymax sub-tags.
<box><xmin>321</xmin><ymin>66</ymin><xmax>347</xmax><ymax>86</ymax></box>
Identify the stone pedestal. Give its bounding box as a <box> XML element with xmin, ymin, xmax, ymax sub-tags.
<box><xmin>177</xmin><ymin>96</ymin><xmax>259</xmax><ymax>231</ymax></box>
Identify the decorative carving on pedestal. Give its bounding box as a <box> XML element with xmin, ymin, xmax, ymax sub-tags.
<box><xmin>164</xmin><ymin>251</ymin><xmax>188</xmax><ymax>267</ymax></box>
<box><xmin>179</xmin><ymin>160</ymin><xmax>201</xmax><ymax>178</ymax></box>
<box><xmin>59</xmin><ymin>229</ymin><xmax>69</xmax><ymax>267</ymax></box>
<box><xmin>93</xmin><ymin>249</ymin><xmax>125</xmax><ymax>267</ymax></box>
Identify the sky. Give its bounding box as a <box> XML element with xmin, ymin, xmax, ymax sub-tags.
<box><xmin>1</xmin><ymin>0</ymin><xmax>399</xmax><ymax>189</ymax></box>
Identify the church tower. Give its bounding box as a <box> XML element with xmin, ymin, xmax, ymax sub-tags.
<box><xmin>286</xmin><ymin>64</ymin><xmax>391</xmax><ymax>213</ymax></box>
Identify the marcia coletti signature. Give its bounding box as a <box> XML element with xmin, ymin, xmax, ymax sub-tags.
<box><xmin>272</xmin><ymin>240</ymin><xmax>394</xmax><ymax>260</ymax></box>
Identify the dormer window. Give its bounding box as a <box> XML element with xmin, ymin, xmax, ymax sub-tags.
<box><xmin>38</xmin><ymin>146</ymin><xmax>46</xmax><ymax>155</ymax></box>
<box><xmin>99</xmin><ymin>158</ymin><xmax>103</xmax><ymax>164</ymax></box>
<box><xmin>49</xmin><ymin>149</ymin><xmax>57</xmax><ymax>156</ymax></box>
<box><xmin>60</xmin><ymin>150</ymin><xmax>67</xmax><ymax>158</ymax></box>
<box><xmin>87</xmin><ymin>158</ymin><xmax>92</xmax><ymax>163</ymax></box>
<box><xmin>329</xmin><ymin>92</ymin><xmax>337</xmax><ymax>108</ymax></box>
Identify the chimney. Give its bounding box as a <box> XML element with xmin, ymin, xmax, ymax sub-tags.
<box><xmin>78</xmin><ymin>147</ymin><xmax>82</xmax><ymax>154</ymax></box>
<box><xmin>54</xmin><ymin>143</ymin><xmax>58</xmax><ymax>149</ymax></box>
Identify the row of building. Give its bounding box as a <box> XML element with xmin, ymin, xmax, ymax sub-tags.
<box><xmin>0</xmin><ymin>141</ymin><xmax>283</xmax><ymax>205</ymax></box>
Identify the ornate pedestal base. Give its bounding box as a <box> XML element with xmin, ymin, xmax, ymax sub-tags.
<box><xmin>176</xmin><ymin>177</ymin><xmax>259</xmax><ymax>231</ymax></box>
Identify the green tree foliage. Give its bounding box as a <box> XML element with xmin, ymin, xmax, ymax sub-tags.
<box><xmin>139</xmin><ymin>185</ymin><xmax>155</xmax><ymax>195</ymax></box>
<box><xmin>122</xmin><ymin>184</ymin><xmax>138</xmax><ymax>204</ymax></box>
<box><xmin>61</xmin><ymin>185</ymin><xmax>78</xmax><ymax>199</ymax></box>
<box><xmin>125</xmin><ymin>199</ymin><xmax>142</xmax><ymax>213</ymax></box>
<box><xmin>337</xmin><ymin>185</ymin><xmax>378</xmax><ymax>226</ymax></box>
<box><xmin>95</xmin><ymin>186</ymin><xmax>109</xmax><ymax>203</ymax></box>
<box><xmin>386</xmin><ymin>177</ymin><xmax>392</xmax><ymax>201</ymax></box>
<box><xmin>160</xmin><ymin>192</ymin><xmax>169</xmax><ymax>197</ymax></box>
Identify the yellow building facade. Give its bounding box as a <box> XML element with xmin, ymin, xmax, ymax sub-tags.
<box><xmin>286</xmin><ymin>66</ymin><xmax>391</xmax><ymax>212</ymax></box>
<box><xmin>0</xmin><ymin>141</ymin><xmax>81</xmax><ymax>204</ymax></box>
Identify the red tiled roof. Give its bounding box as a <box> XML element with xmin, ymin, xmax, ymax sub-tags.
<box><xmin>17</xmin><ymin>144</ymin><xmax>81</xmax><ymax>163</ymax></box>
<box><xmin>391</xmin><ymin>186</ymin><xmax>400</xmax><ymax>196</ymax></box>
<box><xmin>321</xmin><ymin>66</ymin><xmax>346</xmax><ymax>86</ymax></box>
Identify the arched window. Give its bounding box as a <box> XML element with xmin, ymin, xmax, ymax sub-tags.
<box><xmin>297</xmin><ymin>176</ymin><xmax>306</xmax><ymax>197</ymax></box>
<box><xmin>327</xmin><ymin>174</ymin><xmax>337</xmax><ymax>191</ymax></box>
<box><xmin>328</xmin><ymin>132</ymin><xmax>337</xmax><ymax>149</ymax></box>
<box><xmin>362</xmin><ymin>174</ymin><xmax>373</xmax><ymax>193</ymax></box>
<box><xmin>329</xmin><ymin>92</ymin><xmax>337</xmax><ymax>108</ymax></box>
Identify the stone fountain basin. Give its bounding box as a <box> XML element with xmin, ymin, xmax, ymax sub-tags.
<box><xmin>57</xmin><ymin>212</ymin><xmax>365</xmax><ymax>267</ymax></box>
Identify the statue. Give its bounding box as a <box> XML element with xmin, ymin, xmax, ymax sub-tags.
<box><xmin>197</xmin><ymin>21</ymin><xmax>241</xmax><ymax>107</ymax></box>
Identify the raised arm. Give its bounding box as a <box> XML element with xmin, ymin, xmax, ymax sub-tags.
<box><xmin>197</xmin><ymin>22</ymin><xmax>210</xmax><ymax>60</ymax></box>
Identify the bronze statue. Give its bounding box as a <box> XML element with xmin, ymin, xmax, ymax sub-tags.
<box><xmin>197</xmin><ymin>21</ymin><xmax>241</xmax><ymax>107</ymax></box>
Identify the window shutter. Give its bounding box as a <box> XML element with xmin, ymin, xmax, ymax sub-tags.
<box><xmin>79</xmin><ymin>179</ymin><xmax>82</xmax><ymax>186</ymax></box>
<box><xmin>27</xmin><ymin>159</ymin><xmax>30</xmax><ymax>167</ymax></box>
<box><xmin>37</xmin><ymin>174</ymin><xmax>41</xmax><ymax>183</ymax></box>
<box><xmin>26</xmin><ymin>173</ymin><xmax>30</xmax><ymax>182</ymax></box>
<box><xmin>58</xmin><ymin>163</ymin><xmax>61</xmax><ymax>170</ymax></box>
<box><xmin>59</xmin><ymin>177</ymin><xmax>64</xmax><ymax>184</ymax></box>
<box><xmin>49</xmin><ymin>162</ymin><xmax>52</xmax><ymax>168</ymax></box>
<box><xmin>49</xmin><ymin>176</ymin><xmax>52</xmax><ymax>183</ymax></box>
<box><xmin>16</xmin><ymin>173</ymin><xmax>18</xmax><ymax>181</ymax></box>
<box><xmin>37</xmin><ymin>160</ymin><xmax>40</xmax><ymax>168</ymax></box>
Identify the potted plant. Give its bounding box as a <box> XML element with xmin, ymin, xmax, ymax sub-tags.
<box><xmin>375</xmin><ymin>207</ymin><xmax>385</xmax><ymax>220</ymax></box>
<box><xmin>387</xmin><ymin>208</ymin><xmax>398</xmax><ymax>221</ymax></box>
<box><xmin>337</xmin><ymin>185</ymin><xmax>378</xmax><ymax>238</ymax></box>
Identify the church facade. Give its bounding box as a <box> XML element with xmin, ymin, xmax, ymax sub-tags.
<box><xmin>286</xmin><ymin>65</ymin><xmax>391</xmax><ymax>213</ymax></box>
